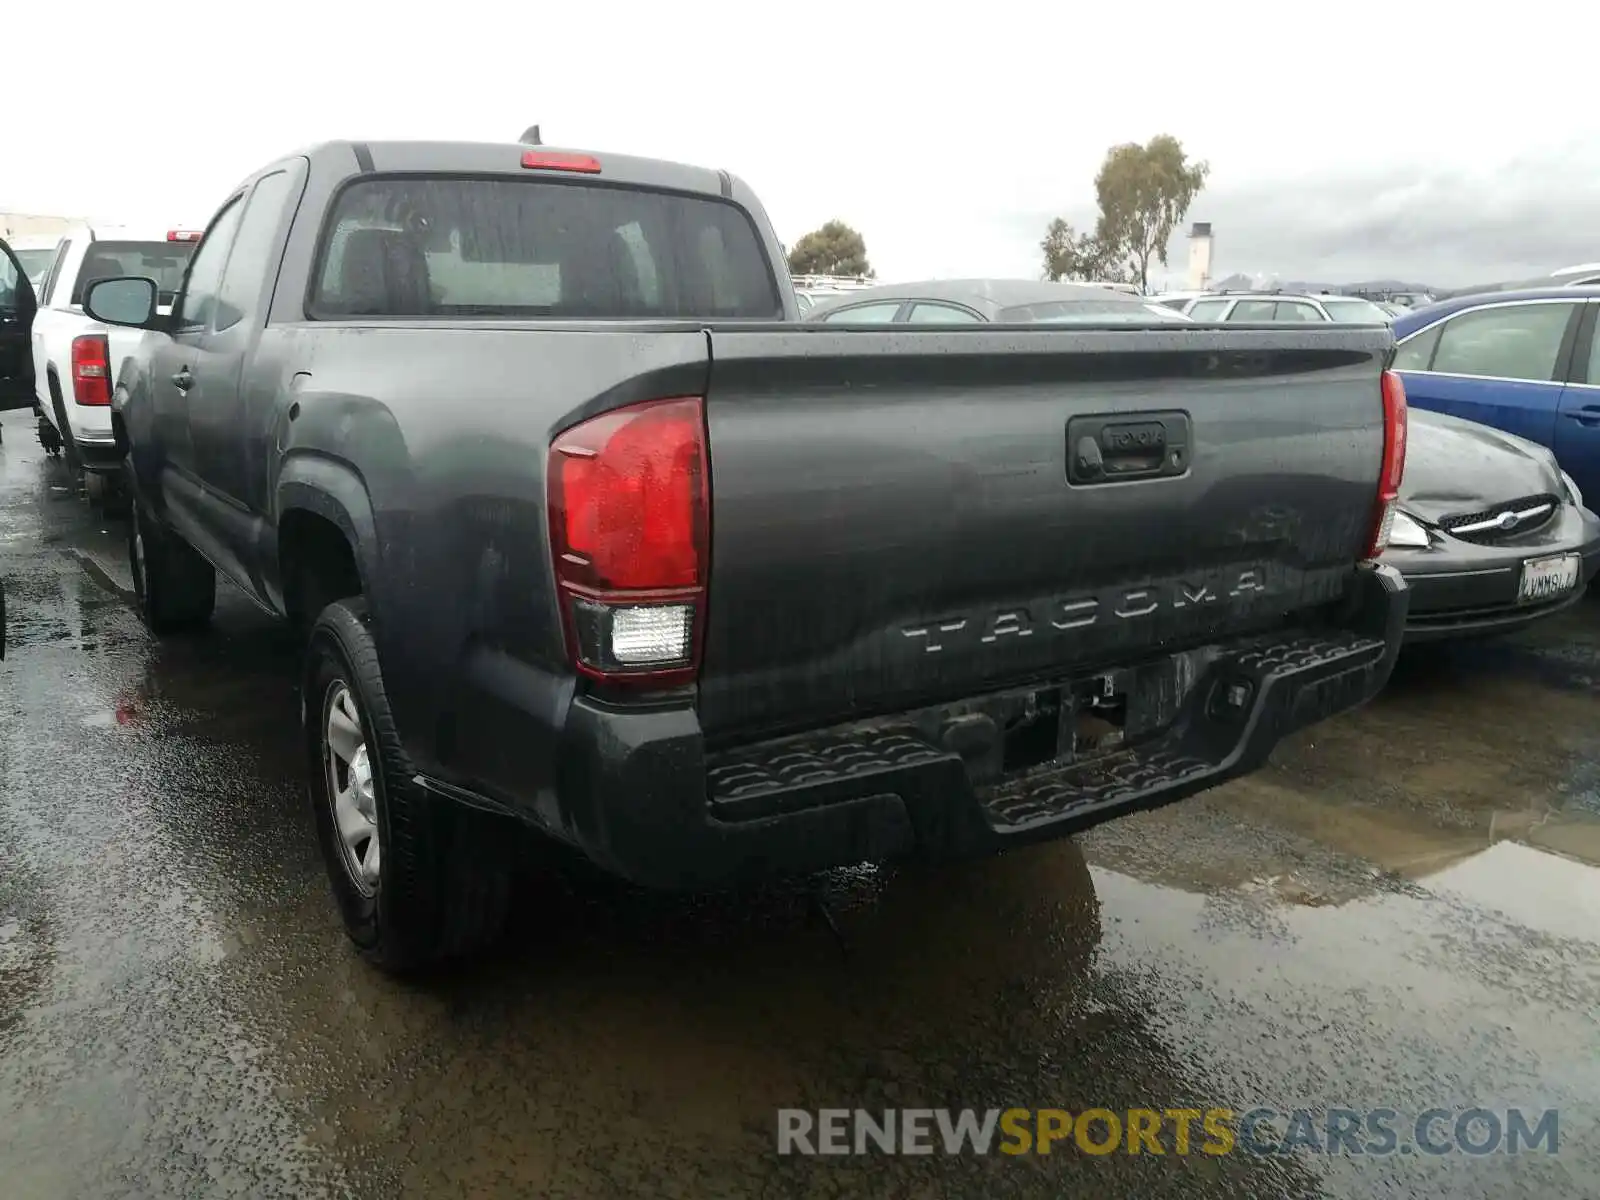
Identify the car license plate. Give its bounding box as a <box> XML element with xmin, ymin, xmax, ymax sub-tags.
<box><xmin>1518</xmin><ymin>553</ymin><xmax>1581</xmax><ymax>603</ymax></box>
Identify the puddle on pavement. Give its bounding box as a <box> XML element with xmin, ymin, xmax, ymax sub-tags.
<box><xmin>1424</xmin><ymin>839</ymin><xmax>1600</xmax><ymax>943</ymax></box>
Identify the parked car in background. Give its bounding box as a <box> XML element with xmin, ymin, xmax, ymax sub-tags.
<box><xmin>790</xmin><ymin>273</ymin><xmax>879</xmax><ymax>316</ymax></box>
<box><xmin>795</xmin><ymin>290</ymin><xmax>858</xmax><ymax>314</ymax></box>
<box><xmin>85</xmin><ymin>139</ymin><xmax>1406</xmax><ymax>973</ymax></box>
<box><xmin>1551</xmin><ymin>263</ymin><xmax>1600</xmax><ymax>287</ymax></box>
<box><xmin>1384</xmin><ymin>408</ymin><xmax>1600</xmax><ymax>639</ymax></box>
<box><xmin>1149</xmin><ymin>290</ymin><xmax>1209</xmax><ymax>311</ymax></box>
<box><xmin>1391</xmin><ymin>287</ymin><xmax>1600</xmax><ymax>512</ymax></box>
<box><xmin>1182</xmin><ymin>292</ymin><xmax>1394</xmax><ymax>323</ymax></box>
<box><xmin>28</xmin><ymin>224</ymin><xmax>199</xmax><ymax>500</ymax></box>
<box><xmin>803</xmin><ymin>279</ymin><xmax>1193</xmax><ymax>324</ymax></box>
<box><xmin>8</xmin><ymin>234</ymin><xmax>63</xmax><ymax>293</ymax></box>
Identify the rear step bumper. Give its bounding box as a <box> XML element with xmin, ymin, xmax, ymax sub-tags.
<box><xmin>447</xmin><ymin>563</ymin><xmax>1407</xmax><ymax>890</ymax></box>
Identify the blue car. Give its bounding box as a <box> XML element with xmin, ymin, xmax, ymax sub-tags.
<box><xmin>1391</xmin><ymin>287</ymin><xmax>1600</xmax><ymax>505</ymax></box>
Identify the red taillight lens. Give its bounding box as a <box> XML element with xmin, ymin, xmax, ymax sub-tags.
<box><xmin>167</xmin><ymin>229</ymin><xmax>203</xmax><ymax>242</ymax></box>
<box><xmin>521</xmin><ymin>151</ymin><xmax>601</xmax><ymax>174</ymax></box>
<box><xmin>548</xmin><ymin>397</ymin><xmax>709</xmax><ymax>684</ymax></box>
<box><xmin>71</xmin><ymin>335</ymin><xmax>112</xmax><ymax>406</ymax></box>
<box><xmin>1364</xmin><ymin>370</ymin><xmax>1408</xmax><ymax>557</ymax></box>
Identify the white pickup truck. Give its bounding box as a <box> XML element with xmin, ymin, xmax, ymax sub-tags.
<box><xmin>25</xmin><ymin>224</ymin><xmax>197</xmax><ymax>496</ymax></box>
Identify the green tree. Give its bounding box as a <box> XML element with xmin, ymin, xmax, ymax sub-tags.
<box><xmin>1040</xmin><ymin>218</ymin><xmax>1125</xmax><ymax>283</ymax></box>
<box><xmin>787</xmin><ymin>220</ymin><xmax>873</xmax><ymax>278</ymax></box>
<box><xmin>1092</xmin><ymin>135</ymin><xmax>1210</xmax><ymax>292</ymax></box>
<box><xmin>1041</xmin><ymin>134</ymin><xmax>1209</xmax><ymax>291</ymax></box>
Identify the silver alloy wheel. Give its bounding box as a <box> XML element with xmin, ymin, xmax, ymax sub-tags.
<box><xmin>324</xmin><ymin>680</ymin><xmax>381</xmax><ymax>896</ymax></box>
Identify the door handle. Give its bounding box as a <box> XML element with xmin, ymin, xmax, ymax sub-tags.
<box><xmin>171</xmin><ymin>368</ymin><xmax>194</xmax><ymax>392</ymax></box>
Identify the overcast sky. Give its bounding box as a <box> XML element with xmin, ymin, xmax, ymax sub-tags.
<box><xmin>6</xmin><ymin>1</ymin><xmax>1596</xmax><ymax>289</ymax></box>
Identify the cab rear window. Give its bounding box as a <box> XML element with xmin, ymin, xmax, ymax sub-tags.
<box><xmin>73</xmin><ymin>241</ymin><xmax>194</xmax><ymax>305</ymax></box>
<box><xmin>310</xmin><ymin>175</ymin><xmax>783</xmax><ymax>320</ymax></box>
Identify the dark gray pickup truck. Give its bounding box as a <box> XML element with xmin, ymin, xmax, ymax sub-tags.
<box><xmin>82</xmin><ymin>139</ymin><xmax>1410</xmax><ymax>973</ymax></box>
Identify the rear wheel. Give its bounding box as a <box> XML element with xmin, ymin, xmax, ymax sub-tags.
<box><xmin>100</xmin><ymin>471</ymin><xmax>132</xmax><ymax>517</ymax></box>
<box><xmin>128</xmin><ymin>485</ymin><xmax>215</xmax><ymax>633</ymax></box>
<box><xmin>48</xmin><ymin>378</ymin><xmax>81</xmax><ymax>472</ymax></box>
<box><xmin>306</xmin><ymin>598</ymin><xmax>515</xmax><ymax>973</ymax></box>
<box><xmin>36</xmin><ymin>414</ymin><xmax>61</xmax><ymax>456</ymax></box>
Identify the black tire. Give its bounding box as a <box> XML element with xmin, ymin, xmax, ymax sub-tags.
<box><xmin>305</xmin><ymin>598</ymin><xmax>514</xmax><ymax>973</ymax></box>
<box><xmin>36</xmin><ymin>413</ymin><xmax>62</xmax><ymax>456</ymax></box>
<box><xmin>100</xmin><ymin>471</ymin><xmax>132</xmax><ymax>517</ymax></box>
<box><xmin>48</xmin><ymin>376</ymin><xmax>81</xmax><ymax>471</ymax></box>
<box><xmin>83</xmin><ymin>471</ymin><xmax>106</xmax><ymax>506</ymax></box>
<box><xmin>128</xmin><ymin>485</ymin><xmax>215</xmax><ymax>633</ymax></box>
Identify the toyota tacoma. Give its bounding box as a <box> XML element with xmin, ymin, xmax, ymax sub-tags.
<box><xmin>77</xmin><ymin>140</ymin><xmax>1409</xmax><ymax>973</ymax></box>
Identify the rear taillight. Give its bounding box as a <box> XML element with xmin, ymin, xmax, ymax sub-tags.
<box><xmin>1364</xmin><ymin>369</ymin><xmax>1408</xmax><ymax>557</ymax></box>
<box><xmin>548</xmin><ymin>397</ymin><xmax>709</xmax><ymax>686</ymax></box>
<box><xmin>71</xmin><ymin>335</ymin><xmax>112</xmax><ymax>406</ymax></box>
<box><xmin>167</xmin><ymin>229</ymin><xmax>203</xmax><ymax>242</ymax></box>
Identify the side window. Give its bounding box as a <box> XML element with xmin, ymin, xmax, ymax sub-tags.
<box><xmin>1274</xmin><ymin>302</ymin><xmax>1321</xmax><ymax>321</ymax></box>
<box><xmin>1186</xmin><ymin>299</ymin><xmax>1228</xmax><ymax>320</ymax></box>
<box><xmin>1230</xmin><ymin>300</ymin><xmax>1278</xmax><ymax>321</ymax></box>
<box><xmin>1429</xmin><ymin>303</ymin><xmax>1577</xmax><ymax>383</ymax></box>
<box><xmin>1392</xmin><ymin>324</ymin><xmax>1442</xmax><ymax>372</ymax></box>
<box><xmin>41</xmin><ymin>239</ymin><xmax>71</xmax><ymax>305</ymax></box>
<box><xmin>821</xmin><ymin>302</ymin><xmax>903</xmax><ymax>323</ymax></box>
<box><xmin>174</xmin><ymin>197</ymin><xmax>246</xmax><ymax>332</ymax></box>
<box><xmin>214</xmin><ymin>171</ymin><xmax>297</xmax><ymax>332</ymax></box>
<box><xmin>907</xmin><ymin>302</ymin><xmax>982</xmax><ymax>324</ymax></box>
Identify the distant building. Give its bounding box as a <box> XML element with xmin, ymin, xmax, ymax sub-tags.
<box><xmin>1186</xmin><ymin>222</ymin><xmax>1213</xmax><ymax>291</ymax></box>
<box><xmin>1</xmin><ymin>212</ymin><xmax>79</xmax><ymax>239</ymax></box>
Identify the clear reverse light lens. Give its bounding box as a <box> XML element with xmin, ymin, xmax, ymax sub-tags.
<box><xmin>610</xmin><ymin>605</ymin><xmax>693</xmax><ymax>665</ymax></box>
<box><xmin>1388</xmin><ymin>511</ymin><xmax>1430</xmax><ymax>548</ymax></box>
<box><xmin>1561</xmin><ymin>470</ymin><xmax>1584</xmax><ymax>509</ymax></box>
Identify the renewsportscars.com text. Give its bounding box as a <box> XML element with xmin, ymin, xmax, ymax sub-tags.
<box><xmin>776</xmin><ymin>1107</ymin><xmax>1560</xmax><ymax>1157</ymax></box>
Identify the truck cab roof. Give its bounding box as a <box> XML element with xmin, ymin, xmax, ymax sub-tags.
<box><xmin>268</xmin><ymin>140</ymin><xmax>745</xmax><ymax>203</ymax></box>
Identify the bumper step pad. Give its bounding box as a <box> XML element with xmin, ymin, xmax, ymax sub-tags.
<box><xmin>706</xmin><ymin>629</ymin><xmax>1387</xmax><ymax>835</ymax></box>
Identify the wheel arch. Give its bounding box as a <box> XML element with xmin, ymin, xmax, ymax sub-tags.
<box><xmin>275</xmin><ymin>456</ymin><xmax>379</xmax><ymax>625</ymax></box>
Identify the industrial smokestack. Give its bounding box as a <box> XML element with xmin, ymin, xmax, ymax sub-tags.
<box><xmin>1186</xmin><ymin>221</ymin><xmax>1213</xmax><ymax>291</ymax></box>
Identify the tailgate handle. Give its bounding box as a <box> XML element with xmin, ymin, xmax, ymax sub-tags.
<box><xmin>1067</xmin><ymin>411</ymin><xmax>1191</xmax><ymax>485</ymax></box>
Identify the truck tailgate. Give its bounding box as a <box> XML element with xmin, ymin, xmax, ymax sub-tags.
<box><xmin>698</xmin><ymin>325</ymin><xmax>1393</xmax><ymax>739</ymax></box>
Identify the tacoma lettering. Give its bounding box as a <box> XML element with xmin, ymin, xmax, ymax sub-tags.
<box><xmin>980</xmin><ymin>610</ymin><xmax>1034</xmax><ymax>644</ymax></box>
<box><xmin>901</xmin><ymin>618</ymin><xmax>969</xmax><ymax>654</ymax></box>
<box><xmin>899</xmin><ymin>569</ymin><xmax>1273</xmax><ymax>653</ymax></box>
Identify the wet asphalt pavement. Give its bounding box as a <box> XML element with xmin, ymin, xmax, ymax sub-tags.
<box><xmin>2</xmin><ymin>407</ymin><xmax>1599</xmax><ymax>1199</ymax></box>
